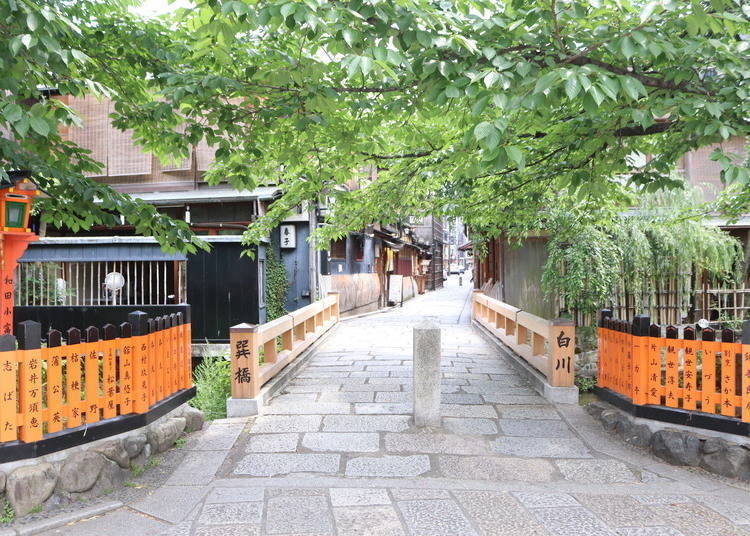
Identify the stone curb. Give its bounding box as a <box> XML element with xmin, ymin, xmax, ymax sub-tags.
<box><xmin>587</xmin><ymin>401</ymin><xmax>750</xmax><ymax>481</ymax></box>
<box><xmin>8</xmin><ymin>500</ymin><xmax>122</xmax><ymax>536</ymax></box>
<box><xmin>339</xmin><ymin>306</ymin><xmax>394</xmax><ymax>322</ymax></box>
<box><xmin>472</xmin><ymin>320</ymin><xmax>579</xmax><ymax>404</ymax></box>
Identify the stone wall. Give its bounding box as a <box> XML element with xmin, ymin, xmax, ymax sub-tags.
<box><xmin>0</xmin><ymin>405</ymin><xmax>204</xmax><ymax>518</ymax></box>
<box><xmin>587</xmin><ymin>402</ymin><xmax>750</xmax><ymax>481</ymax></box>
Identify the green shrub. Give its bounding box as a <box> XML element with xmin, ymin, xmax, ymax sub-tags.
<box><xmin>0</xmin><ymin>499</ymin><xmax>14</xmax><ymax>524</ymax></box>
<box><xmin>575</xmin><ymin>375</ymin><xmax>597</xmax><ymax>393</ymax></box>
<box><xmin>190</xmin><ymin>356</ymin><xmax>231</xmax><ymax>420</ymax></box>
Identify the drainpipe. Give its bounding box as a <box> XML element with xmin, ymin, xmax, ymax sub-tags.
<box><xmin>309</xmin><ymin>203</ymin><xmax>320</xmax><ymax>301</ymax></box>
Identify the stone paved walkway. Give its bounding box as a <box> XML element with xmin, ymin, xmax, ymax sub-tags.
<box><xmin>46</xmin><ymin>277</ymin><xmax>750</xmax><ymax>535</ymax></box>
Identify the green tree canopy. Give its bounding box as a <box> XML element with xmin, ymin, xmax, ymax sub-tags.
<box><xmin>3</xmin><ymin>0</ymin><xmax>749</xmax><ymax>251</ymax></box>
<box><xmin>0</xmin><ymin>0</ymin><xmax>204</xmax><ymax>252</ymax></box>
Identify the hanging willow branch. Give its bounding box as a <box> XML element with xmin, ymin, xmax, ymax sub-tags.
<box><xmin>542</xmin><ymin>183</ymin><xmax>743</xmax><ymax>323</ymax></box>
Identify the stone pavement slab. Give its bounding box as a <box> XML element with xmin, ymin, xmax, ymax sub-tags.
<box><xmin>233</xmin><ymin>453</ymin><xmax>340</xmax><ymax>476</ymax></box>
<box><xmin>397</xmin><ymin>499</ymin><xmax>477</xmax><ymax>536</ymax></box>
<box><xmin>556</xmin><ymin>459</ymin><xmax>639</xmax><ymax>483</ymax></box>
<box><xmin>333</xmin><ymin>506</ymin><xmax>406</xmax><ymax>536</ymax></box>
<box><xmin>302</xmin><ymin>432</ymin><xmax>380</xmax><ymax>452</ymax></box>
<box><xmin>250</xmin><ymin>415</ymin><xmax>322</xmax><ymax>433</ymax></box>
<box><xmin>345</xmin><ymin>455</ymin><xmax>431</xmax><ymax>477</ymax></box>
<box><xmin>322</xmin><ymin>415</ymin><xmax>411</xmax><ymax>432</ymax></box>
<box><xmin>198</xmin><ymin>502</ymin><xmax>263</xmax><ymax>525</ymax></box>
<box><xmin>453</xmin><ymin>490</ymin><xmax>549</xmax><ymax>536</ymax></box>
<box><xmin>329</xmin><ymin>487</ymin><xmax>391</xmax><ymax>507</ymax></box>
<box><xmin>265</xmin><ymin>495</ymin><xmax>334</xmax><ymax>535</ymax></box>
<box><xmin>490</xmin><ymin>436</ymin><xmax>592</xmax><ymax>458</ymax></box>
<box><xmin>130</xmin><ymin>485</ymin><xmax>209</xmax><ymax>523</ymax></box>
<box><xmin>245</xmin><ymin>433</ymin><xmax>299</xmax><ymax>452</ymax></box>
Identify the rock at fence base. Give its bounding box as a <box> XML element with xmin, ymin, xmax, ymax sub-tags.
<box><xmin>182</xmin><ymin>406</ymin><xmax>205</xmax><ymax>433</ymax></box>
<box><xmin>623</xmin><ymin>424</ymin><xmax>653</xmax><ymax>448</ymax></box>
<box><xmin>148</xmin><ymin>417</ymin><xmax>186</xmax><ymax>453</ymax></box>
<box><xmin>58</xmin><ymin>451</ymin><xmax>106</xmax><ymax>493</ymax></box>
<box><xmin>91</xmin><ymin>440</ymin><xmax>130</xmax><ymax>469</ymax></box>
<box><xmin>651</xmin><ymin>429</ymin><xmax>701</xmax><ymax>467</ymax></box>
<box><xmin>0</xmin><ymin>470</ymin><xmax>5</xmax><ymax>495</ymax></box>
<box><xmin>700</xmin><ymin>438</ymin><xmax>750</xmax><ymax>480</ymax></box>
<box><xmin>6</xmin><ymin>463</ymin><xmax>57</xmax><ymax>516</ymax></box>
<box><xmin>88</xmin><ymin>459</ymin><xmax>127</xmax><ymax>497</ymax></box>
<box><xmin>131</xmin><ymin>443</ymin><xmax>152</xmax><ymax>468</ymax></box>
<box><xmin>124</xmin><ymin>433</ymin><xmax>147</xmax><ymax>459</ymax></box>
<box><xmin>600</xmin><ymin>409</ymin><xmax>622</xmax><ymax>431</ymax></box>
<box><xmin>612</xmin><ymin>413</ymin><xmax>632</xmax><ymax>437</ymax></box>
<box><xmin>585</xmin><ymin>402</ymin><xmax>608</xmax><ymax>419</ymax></box>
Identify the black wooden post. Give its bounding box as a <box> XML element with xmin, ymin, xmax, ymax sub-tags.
<box><xmin>0</xmin><ymin>334</ymin><xmax>15</xmax><ymax>352</ymax></box>
<box><xmin>16</xmin><ymin>320</ymin><xmax>41</xmax><ymax>350</ymax></box>
<box><xmin>47</xmin><ymin>329</ymin><xmax>62</xmax><ymax>348</ymax></box>
<box><xmin>128</xmin><ymin>311</ymin><xmax>148</xmax><ymax>336</ymax></box>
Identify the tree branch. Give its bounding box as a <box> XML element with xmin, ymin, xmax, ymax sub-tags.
<box><xmin>361</xmin><ymin>149</ymin><xmax>434</xmax><ymax>160</ymax></box>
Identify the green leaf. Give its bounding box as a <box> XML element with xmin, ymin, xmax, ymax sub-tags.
<box><xmin>483</xmin><ymin>71</ymin><xmax>499</xmax><ymax>88</ymax></box>
<box><xmin>280</xmin><ymin>3</ymin><xmax>296</xmax><ymax>18</ymax></box>
<box><xmin>620</xmin><ymin>36</ymin><xmax>634</xmax><ymax>60</ymax></box>
<box><xmin>588</xmin><ymin>85</ymin><xmax>604</xmax><ymax>106</ymax></box>
<box><xmin>473</xmin><ymin>121</ymin><xmax>494</xmax><ymax>140</ymax></box>
<box><xmin>599</xmin><ymin>76</ymin><xmax>619</xmax><ymax>100</ymax></box>
<box><xmin>27</xmin><ymin>12</ymin><xmax>39</xmax><ymax>31</ymax></box>
<box><xmin>445</xmin><ymin>85</ymin><xmax>460</xmax><ymax>98</ymax></box>
<box><xmin>506</xmin><ymin>146</ymin><xmax>524</xmax><ymax>169</ymax></box>
<box><xmin>564</xmin><ymin>76</ymin><xmax>580</xmax><ymax>99</ymax></box>
<box><xmin>20</xmin><ymin>34</ymin><xmax>33</xmax><ymax>49</ymax></box>
<box><xmin>471</xmin><ymin>95</ymin><xmax>490</xmax><ymax>116</ymax></box>
<box><xmin>347</xmin><ymin>56</ymin><xmax>361</xmax><ymax>78</ymax></box>
<box><xmin>484</xmin><ymin>129</ymin><xmax>500</xmax><ymax>150</ymax></box>
<box><xmin>621</xmin><ymin>77</ymin><xmax>642</xmax><ymax>100</ymax></box>
<box><xmin>359</xmin><ymin>56</ymin><xmax>373</xmax><ymax>75</ymax></box>
<box><xmin>3</xmin><ymin>103</ymin><xmax>22</xmax><ymax>123</ymax></box>
<box><xmin>534</xmin><ymin>72</ymin><xmax>558</xmax><ymax>94</ymax></box>
<box><xmin>342</xmin><ymin>29</ymin><xmax>356</xmax><ymax>48</ymax></box>
<box><xmin>14</xmin><ymin>116</ymin><xmax>29</xmax><ymax>137</ymax></box>
<box><xmin>9</xmin><ymin>36</ymin><xmax>22</xmax><ymax>56</ymax></box>
<box><xmin>639</xmin><ymin>1</ymin><xmax>662</xmax><ymax>23</ymax></box>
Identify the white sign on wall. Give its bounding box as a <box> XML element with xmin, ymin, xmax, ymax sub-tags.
<box><xmin>388</xmin><ymin>275</ymin><xmax>404</xmax><ymax>305</ymax></box>
<box><xmin>280</xmin><ymin>224</ymin><xmax>296</xmax><ymax>249</ymax></box>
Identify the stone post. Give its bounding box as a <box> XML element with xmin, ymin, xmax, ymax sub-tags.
<box><xmin>413</xmin><ymin>318</ymin><xmax>441</xmax><ymax>427</ymax></box>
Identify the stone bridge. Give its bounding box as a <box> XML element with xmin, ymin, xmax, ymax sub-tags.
<box><xmin>41</xmin><ymin>278</ymin><xmax>750</xmax><ymax>536</ymax></box>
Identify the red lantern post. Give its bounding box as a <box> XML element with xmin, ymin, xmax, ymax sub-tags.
<box><xmin>0</xmin><ymin>175</ymin><xmax>39</xmax><ymax>334</ymax></box>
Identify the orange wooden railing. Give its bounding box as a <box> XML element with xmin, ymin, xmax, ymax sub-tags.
<box><xmin>0</xmin><ymin>312</ymin><xmax>192</xmax><ymax>444</ymax></box>
<box><xmin>230</xmin><ymin>293</ymin><xmax>340</xmax><ymax>399</ymax></box>
<box><xmin>472</xmin><ymin>290</ymin><xmax>576</xmax><ymax>387</ymax></box>
<box><xmin>598</xmin><ymin>312</ymin><xmax>750</xmax><ymax>423</ymax></box>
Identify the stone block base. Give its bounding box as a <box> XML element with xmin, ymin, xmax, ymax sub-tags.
<box><xmin>226</xmin><ymin>397</ymin><xmax>260</xmax><ymax>417</ymax></box>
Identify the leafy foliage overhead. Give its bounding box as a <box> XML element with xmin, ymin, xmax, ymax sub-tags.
<box><xmin>0</xmin><ymin>0</ymin><xmax>204</xmax><ymax>252</ymax></box>
<box><xmin>2</xmin><ymin>0</ymin><xmax>749</xmax><ymax>250</ymax></box>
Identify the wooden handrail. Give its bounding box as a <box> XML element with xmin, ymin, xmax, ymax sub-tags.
<box><xmin>230</xmin><ymin>293</ymin><xmax>340</xmax><ymax>399</ymax></box>
<box><xmin>471</xmin><ymin>291</ymin><xmax>575</xmax><ymax>387</ymax></box>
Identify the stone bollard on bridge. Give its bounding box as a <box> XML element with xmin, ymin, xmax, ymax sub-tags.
<box><xmin>413</xmin><ymin>318</ymin><xmax>441</xmax><ymax>427</ymax></box>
